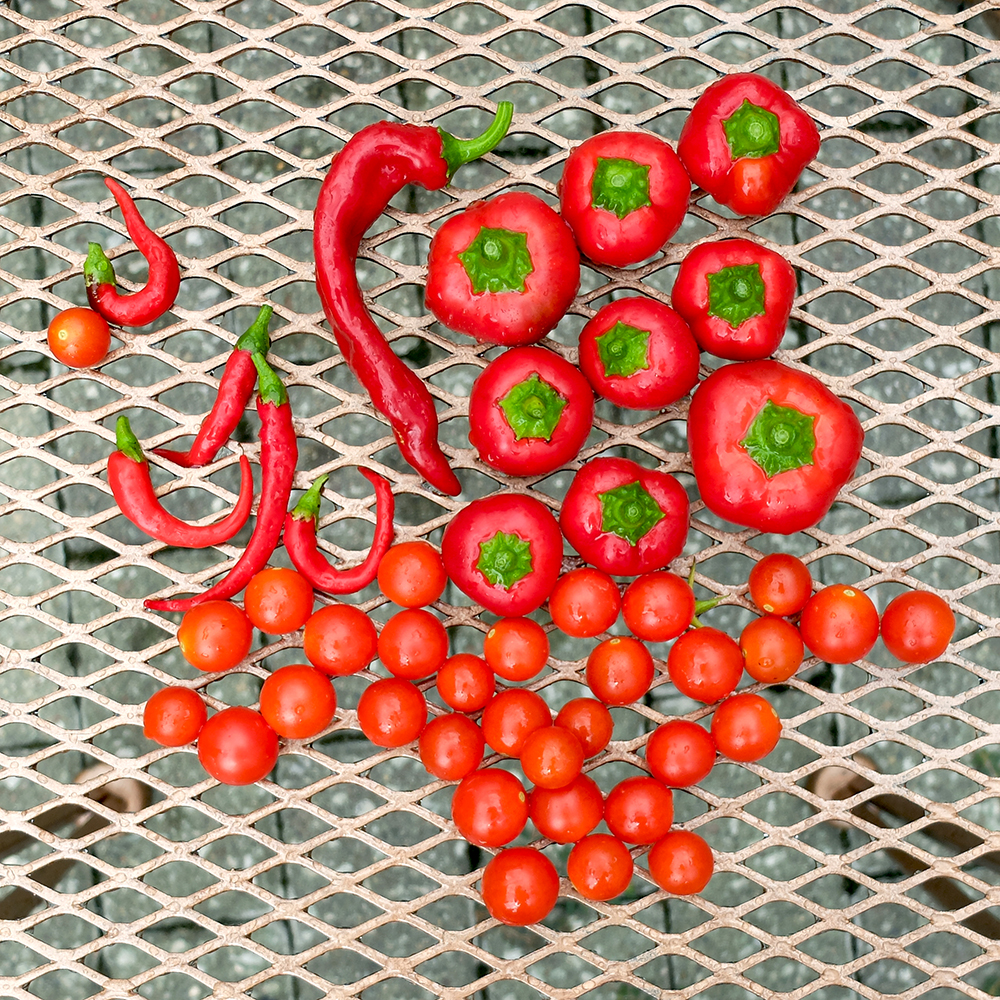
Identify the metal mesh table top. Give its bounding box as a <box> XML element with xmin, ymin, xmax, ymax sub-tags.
<box><xmin>2</xmin><ymin>1</ymin><xmax>1000</xmax><ymax>998</ymax></box>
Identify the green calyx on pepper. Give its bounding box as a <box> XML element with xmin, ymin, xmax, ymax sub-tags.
<box><xmin>591</xmin><ymin>156</ymin><xmax>652</xmax><ymax>219</ymax></box>
<box><xmin>115</xmin><ymin>415</ymin><xmax>146</xmax><ymax>465</ymax></box>
<box><xmin>598</xmin><ymin>480</ymin><xmax>665</xmax><ymax>545</ymax></box>
<box><xmin>460</xmin><ymin>227</ymin><xmax>534</xmax><ymax>294</ymax></box>
<box><xmin>499</xmin><ymin>372</ymin><xmax>567</xmax><ymax>441</ymax></box>
<box><xmin>740</xmin><ymin>398</ymin><xmax>816</xmax><ymax>478</ymax></box>
<box><xmin>707</xmin><ymin>263</ymin><xmax>767</xmax><ymax>329</ymax></box>
<box><xmin>723</xmin><ymin>99</ymin><xmax>781</xmax><ymax>160</ymax></box>
<box><xmin>596</xmin><ymin>320</ymin><xmax>651</xmax><ymax>378</ymax></box>
<box><xmin>477</xmin><ymin>530</ymin><xmax>534</xmax><ymax>589</ymax></box>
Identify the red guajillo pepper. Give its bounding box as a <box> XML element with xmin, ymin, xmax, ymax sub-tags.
<box><xmin>85</xmin><ymin>177</ymin><xmax>181</xmax><ymax>327</ymax></box>
<box><xmin>109</xmin><ymin>415</ymin><xmax>253</xmax><ymax>547</ymax></box>
<box><xmin>145</xmin><ymin>353</ymin><xmax>297</xmax><ymax>613</ymax></box>
<box><xmin>314</xmin><ymin>103</ymin><xmax>514</xmax><ymax>497</ymax></box>
<box><xmin>154</xmin><ymin>305</ymin><xmax>272</xmax><ymax>468</ymax></box>
<box><xmin>283</xmin><ymin>469</ymin><xmax>395</xmax><ymax>595</ymax></box>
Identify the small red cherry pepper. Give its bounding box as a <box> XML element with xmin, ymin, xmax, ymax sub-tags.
<box><xmin>283</xmin><ymin>469</ymin><xmax>395</xmax><ymax>595</ymax></box>
<box><xmin>153</xmin><ymin>305</ymin><xmax>272</xmax><ymax>468</ymax></box>
<box><xmin>314</xmin><ymin>104</ymin><xmax>514</xmax><ymax>497</ymax></box>
<box><xmin>560</xmin><ymin>457</ymin><xmax>690</xmax><ymax>577</ymax></box>
<box><xmin>468</xmin><ymin>346</ymin><xmax>594</xmax><ymax>477</ymax></box>
<box><xmin>85</xmin><ymin>177</ymin><xmax>181</xmax><ymax>327</ymax></box>
<box><xmin>672</xmin><ymin>239</ymin><xmax>796</xmax><ymax>361</ymax></box>
<box><xmin>109</xmin><ymin>416</ymin><xmax>253</xmax><ymax>547</ymax></box>
<box><xmin>678</xmin><ymin>73</ymin><xmax>820</xmax><ymax>218</ymax></box>
<box><xmin>425</xmin><ymin>191</ymin><xmax>580</xmax><ymax>347</ymax></box>
<box><xmin>558</xmin><ymin>130</ymin><xmax>691</xmax><ymax>268</ymax></box>
<box><xmin>688</xmin><ymin>359</ymin><xmax>864</xmax><ymax>534</ymax></box>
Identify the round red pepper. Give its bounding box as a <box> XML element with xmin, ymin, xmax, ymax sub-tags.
<box><xmin>560</xmin><ymin>457</ymin><xmax>690</xmax><ymax>577</ymax></box>
<box><xmin>425</xmin><ymin>191</ymin><xmax>580</xmax><ymax>346</ymax></box>
<box><xmin>558</xmin><ymin>130</ymin><xmax>691</xmax><ymax>268</ymax></box>
<box><xmin>468</xmin><ymin>346</ymin><xmax>594</xmax><ymax>477</ymax></box>
<box><xmin>688</xmin><ymin>359</ymin><xmax>864</xmax><ymax>534</ymax></box>
<box><xmin>577</xmin><ymin>296</ymin><xmax>700</xmax><ymax>410</ymax></box>
<box><xmin>672</xmin><ymin>239</ymin><xmax>795</xmax><ymax>361</ymax></box>
<box><xmin>441</xmin><ymin>493</ymin><xmax>562</xmax><ymax>617</ymax></box>
<box><xmin>678</xmin><ymin>73</ymin><xmax>820</xmax><ymax>218</ymax></box>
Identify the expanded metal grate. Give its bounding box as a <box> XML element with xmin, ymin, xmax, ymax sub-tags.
<box><xmin>2</xmin><ymin>0</ymin><xmax>1000</xmax><ymax>998</ymax></box>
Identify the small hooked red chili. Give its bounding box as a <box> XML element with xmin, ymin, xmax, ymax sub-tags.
<box><xmin>108</xmin><ymin>416</ymin><xmax>253</xmax><ymax>547</ymax></box>
<box><xmin>85</xmin><ymin>177</ymin><xmax>181</xmax><ymax>328</ymax></box>
<box><xmin>283</xmin><ymin>469</ymin><xmax>395</xmax><ymax>595</ymax></box>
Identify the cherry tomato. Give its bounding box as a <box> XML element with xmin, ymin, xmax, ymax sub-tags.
<box><xmin>519</xmin><ymin>725</ymin><xmax>584</xmax><ymax>789</ymax></box>
<box><xmin>177</xmin><ymin>600</ymin><xmax>253</xmax><ymax>673</ymax></box>
<box><xmin>419</xmin><ymin>713</ymin><xmax>485</xmax><ymax>781</ymax></box>
<box><xmin>547</xmin><ymin>567</ymin><xmax>621</xmax><ymax>638</ymax></box>
<box><xmin>622</xmin><ymin>571</ymin><xmax>696</xmax><ymax>643</ymax></box>
<box><xmin>567</xmin><ymin>834</ymin><xmax>634</xmax><ymax>901</ymax></box>
<box><xmin>303</xmin><ymin>604</ymin><xmax>378</xmax><ymax>676</ymax></box>
<box><xmin>586</xmin><ymin>636</ymin><xmax>655</xmax><ymax>706</ymax></box>
<box><xmin>604</xmin><ymin>775</ymin><xmax>674</xmax><ymax>845</ymax></box>
<box><xmin>377</xmin><ymin>540</ymin><xmax>447</xmax><ymax>608</ymax></box>
<box><xmin>259</xmin><ymin>664</ymin><xmax>337</xmax><ymax>739</ymax></box>
<box><xmin>243</xmin><ymin>567</ymin><xmax>314</xmax><ymax>634</ymax></box>
<box><xmin>798</xmin><ymin>584</ymin><xmax>879</xmax><ymax>664</ymax></box>
<box><xmin>748</xmin><ymin>552</ymin><xmax>812</xmax><ymax>617</ymax></box>
<box><xmin>47</xmin><ymin>306</ymin><xmax>111</xmax><ymax>369</ymax></box>
<box><xmin>483</xmin><ymin>617</ymin><xmax>550</xmax><ymax>682</ymax></box>
<box><xmin>451</xmin><ymin>768</ymin><xmax>529</xmax><ymax>847</ymax></box>
<box><xmin>529</xmin><ymin>772</ymin><xmax>604</xmax><ymax>844</ymax></box>
<box><xmin>554</xmin><ymin>697</ymin><xmax>614</xmax><ymax>758</ymax></box>
<box><xmin>645</xmin><ymin>719</ymin><xmax>716</xmax><ymax>788</ymax></box>
<box><xmin>197</xmin><ymin>706</ymin><xmax>279</xmax><ymax>786</ymax></box>
<box><xmin>880</xmin><ymin>590</ymin><xmax>955</xmax><ymax>664</ymax></box>
<box><xmin>143</xmin><ymin>686</ymin><xmax>207</xmax><ymax>747</ymax></box>
<box><xmin>481</xmin><ymin>847</ymin><xmax>560</xmax><ymax>926</ymax></box>
<box><xmin>436</xmin><ymin>653</ymin><xmax>496</xmax><ymax>713</ymax></box>
<box><xmin>377</xmin><ymin>607</ymin><xmax>449</xmax><ymax>680</ymax></box>
<box><xmin>480</xmin><ymin>688</ymin><xmax>552</xmax><ymax>756</ymax></box>
<box><xmin>356</xmin><ymin>677</ymin><xmax>427</xmax><ymax>748</ymax></box>
<box><xmin>647</xmin><ymin>829</ymin><xmax>714</xmax><ymax>894</ymax></box>
<box><xmin>740</xmin><ymin>615</ymin><xmax>804</xmax><ymax>684</ymax></box>
<box><xmin>711</xmin><ymin>692</ymin><xmax>782</xmax><ymax>762</ymax></box>
<box><xmin>666</xmin><ymin>627</ymin><xmax>743</xmax><ymax>704</ymax></box>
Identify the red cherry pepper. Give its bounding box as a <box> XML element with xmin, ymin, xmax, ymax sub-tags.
<box><xmin>688</xmin><ymin>359</ymin><xmax>864</xmax><ymax>534</ymax></box>
<box><xmin>109</xmin><ymin>416</ymin><xmax>253</xmax><ymax>547</ymax></box>
<box><xmin>84</xmin><ymin>177</ymin><xmax>181</xmax><ymax>327</ymax></box>
<box><xmin>153</xmin><ymin>305</ymin><xmax>272</xmax><ymax>468</ymax></box>
<box><xmin>314</xmin><ymin>104</ymin><xmax>514</xmax><ymax>497</ymax></box>
<box><xmin>145</xmin><ymin>353</ymin><xmax>297</xmax><ymax>612</ymax></box>
<box><xmin>672</xmin><ymin>239</ymin><xmax>796</xmax><ymax>361</ymax></box>
<box><xmin>425</xmin><ymin>191</ymin><xmax>580</xmax><ymax>347</ymax></box>
<box><xmin>283</xmin><ymin>469</ymin><xmax>395</xmax><ymax>595</ymax></box>
<box><xmin>558</xmin><ymin>130</ymin><xmax>691</xmax><ymax>268</ymax></box>
<box><xmin>678</xmin><ymin>73</ymin><xmax>820</xmax><ymax>217</ymax></box>
<box><xmin>468</xmin><ymin>345</ymin><xmax>594</xmax><ymax>477</ymax></box>
<box><xmin>560</xmin><ymin>456</ymin><xmax>690</xmax><ymax>577</ymax></box>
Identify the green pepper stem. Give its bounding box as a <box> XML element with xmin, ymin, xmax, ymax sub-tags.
<box><xmin>115</xmin><ymin>415</ymin><xmax>145</xmax><ymax>464</ymax></box>
<box><xmin>235</xmin><ymin>304</ymin><xmax>274</xmax><ymax>355</ymax></box>
<box><xmin>291</xmin><ymin>474</ymin><xmax>328</xmax><ymax>523</ymax></box>
<box><xmin>84</xmin><ymin>242</ymin><xmax>117</xmax><ymax>289</ymax></box>
<box><xmin>251</xmin><ymin>351</ymin><xmax>288</xmax><ymax>408</ymax></box>
<box><xmin>439</xmin><ymin>102</ymin><xmax>515</xmax><ymax>178</ymax></box>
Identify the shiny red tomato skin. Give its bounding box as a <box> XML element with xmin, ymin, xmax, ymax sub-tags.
<box><xmin>452</xmin><ymin>768</ymin><xmax>529</xmax><ymax>848</ymax></box>
<box><xmin>143</xmin><ymin>687</ymin><xmax>207</xmax><ymax>746</ymax></box>
<box><xmin>419</xmin><ymin>713</ymin><xmax>485</xmax><ymax>781</ymax></box>
<box><xmin>197</xmin><ymin>707</ymin><xmax>279</xmax><ymax>786</ymax></box>
<box><xmin>259</xmin><ymin>664</ymin><xmax>337</xmax><ymax>740</ymax></box>
<box><xmin>645</xmin><ymin>719</ymin><xmax>716</xmax><ymax>788</ymax></box>
<box><xmin>647</xmin><ymin>829</ymin><xmax>714</xmax><ymax>894</ymax></box>
<box><xmin>879</xmin><ymin>590</ymin><xmax>955</xmax><ymax>664</ymax></box>
<box><xmin>604</xmin><ymin>775</ymin><xmax>674</xmax><ymax>845</ymax></box>
<box><xmin>303</xmin><ymin>604</ymin><xmax>378</xmax><ymax>676</ymax></box>
<box><xmin>356</xmin><ymin>678</ymin><xmax>427</xmax><ymax>748</ymax></box>
<box><xmin>480</xmin><ymin>847</ymin><xmax>560</xmax><ymax>926</ymax></box>
<box><xmin>529</xmin><ymin>772</ymin><xmax>604</xmax><ymax>844</ymax></box>
<box><xmin>177</xmin><ymin>600</ymin><xmax>253</xmax><ymax>673</ymax></box>
<box><xmin>548</xmin><ymin>567</ymin><xmax>621</xmax><ymax>638</ymax></box>
<box><xmin>711</xmin><ymin>692</ymin><xmax>782</xmax><ymax>762</ymax></box>
<box><xmin>798</xmin><ymin>584</ymin><xmax>879</xmax><ymax>664</ymax></box>
<box><xmin>567</xmin><ymin>834</ymin><xmax>634</xmax><ymax>901</ymax></box>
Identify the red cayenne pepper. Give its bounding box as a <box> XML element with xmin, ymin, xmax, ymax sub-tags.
<box><xmin>314</xmin><ymin>103</ymin><xmax>514</xmax><ymax>496</ymax></box>
<box><xmin>85</xmin><ymin>177</ymin><xmax>181</xmax><ymax>327</ymax></box>
<box><xmin>283</xmin><ymin>469</ymin><xmax>395</xmax><ymax>595</ymax></box>
<box><xmin>109</xmin><ymin>416</ymin><xmax>253</xmax><ymax>547</ymax></box>
<box><xmin>154</xmin><ymin>305</ymin><xmax>273</xmax><ymax>468</ymax></box>
<box><xmin>145</xmin><ymin>353</ymin><xmax>297</xmax><ymax>612</ymax></box>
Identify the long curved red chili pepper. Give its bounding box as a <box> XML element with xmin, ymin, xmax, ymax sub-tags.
<box><xmin>145</xmin><ymin>353</ymin><xmax>297</xmax><ymax>612</ymax></box>
<box><xmin>283</xmin><ymin>469</ymin><xmax>395</xmax><ymax>594</ymax></box>
<box><xmin>85</xmin><ymin>177</ymin><xmax>181</xmax><ymax>328</ymax></box>
<box><xmin>109</xmin><ymin>416</ymin><xmax>253</xmax><ymax>547</ymax></box>
<box><xmin>313</xmin><ymin>102</ymin><xmax>514</xmax><ymax>497</ymax></box>
<box><xmin>153</xmin><ymin>305</ymin><xmax>272</xmax><ymax>468</ymax></box>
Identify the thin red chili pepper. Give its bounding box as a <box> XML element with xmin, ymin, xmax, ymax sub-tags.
<box><xmin>153</xmin><ymin>305</ymin><xmax>272</xmax><ymax>468</ymax></box>
<box><xmin>109</xmin><ymin>416</ymin><xmax>253</xmax><ymax>547</ymax></box>
<box><xmin>145</xmin><ymin>353</ymin><xmax>297</xmax><ymax>612</ymax></box>
<box><xmin>85</xmin><ymin>177</ymin><xmax>181</xmax><ymax>328</ymax></box>
<box><xmin>283</xmin><ymin>469</ymin><xmax>395</xmax><ymax>594</ymax></box>
<box><xmin>313</xmin><ymin>102</ymin><xmax>514</xmax><ymax>497</ymax></box>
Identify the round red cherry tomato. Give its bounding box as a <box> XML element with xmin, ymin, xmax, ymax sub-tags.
<box><xmin>529</xmin><ymin>772</ymin><xmax>604</xmax><ymax>844</ymax></box>
<box><xmin>177</xmin><ymin>600</ymin><xmax>253</xmax><ymax>673</ymax></box>
<box><xmin>645</xmin><ymin>719</ymin><xmax>716</xmax><ymax>788</ymax></box>
<box><xmin>418</xmin><ymin>713</ymin><xmax>485</xmax><ymax>781</ymax></box>
<box><xmin>197</xmin><ymin>707</ymin><xmax>279</xmax><ymax>786</ymax></box>
<box><xmin>586</xmin><ymin>636</ymin><xmax>655</xmax><ymax>706</ymax></box>
<box><xmin>356</xmin><ymin>678</ymin><xmax>426</xmax><ymax>748</ymax></box>
<box><xmin>481</xmin><ymin>847</ymin><xmax>560</xmax><ymax>926</ymax></box>
<box><xmin>519</xmin><ymin>725</ymin><xmax>584</xmax><ymax>790</ymax></box>
<box><xmin>436</xmin><ymin>653</ymin><xmax>495</xmax><ymax>713</ymax></box>
<box><xmin>604</xmin><ymin>775</ymin><xmax>674</xmax><ymax>845</ymax></box>
<box><xmin>451</xmin><ymin>768</ymin><xmax>529</xmax><ymax>848</ymax></box>
<box><xmin>243</xmin><ymin>567</ymin><xmax>314</xmax><ymax>635</ymax></box>
<box><xmin>547</xmin><ymin>567</ymin><xmax>621</xmax><ymax>638</ymax></box>
<box><xmin>880</xmin><ymin>590</ymin><xmax>955</xmax><ymax>664</ymax></box>
<box><xmin>377</xmin><ymin>541</ymin><xmax>447</xmax><ymax>608</ymax></box>
<box><xmin>798</xmin><ymin>584</ymin><xmax>879</xmax><ymax>664</ymax></box>
<box><xmin>483</xmin><ymin>617</ymin><xmax>550</xmax><ymax>682</ymax></box>
<box><xmin>567</xmin><ymin>833</ymin><xmax>634</xmax><ymax>901</ymax></box>
<box><xmin>748</xmin><ymin>552</ymin><xmax>812</xmax><ymax>617</ymax></box>
<box><xmin>666</xmin><ymin>627</ymin><xmax>743</xmax><ymax>704</ymax></box>
<box><xmin>303</xmin><ymin>604</ymin><xmax>378</xmax><ymax>676</ymax></box>
<box><xmin>622</xmin><ymin>571</ymin><xmax>696</xmax><ymax>643</ymax></box>
<box><xmin>143</xmin><ymin>686</ymin><xmax>207</xmax><ymax>747</ymax></box>
<box><xmin>377</xmin><ymin>607</ymin><xmax>449</xmax><ymax>680</ymax></box>
<box><xmin>740</xmin><ymin>615</ymin><xmax>804</xmax><ymax>684</ymax></box>
<box><xmin>480</xmin><ymin>688</ymin><xmax>552</xmax><ymax>757</ymax></box>
<box><xmin>554</xmin><ymin>697</ymin><xmax>614</xmax><ymax>758</ymax></box>
<box><xmin>259</xmin><ymin>664</ymin><xmax>337</xmax><ymax>739</ymax></box>
<box><xmin>47</xmin><ymin>306</ymin><xmax>111</xmax><ymax>368</ymax></box>
<box><xmin>711</xmin><ymin>692</ymin><xmax>781</xmax><ymax>762</ymax></box>
<box><xmin>647</xmin><ymin>829</ymin><xmax>714</xmax><ymax>894</ymax></box>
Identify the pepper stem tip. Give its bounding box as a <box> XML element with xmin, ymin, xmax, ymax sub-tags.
<box><xmin>251</xmin><ymin>351</ymin><xmax>288</xmax><ymax>407</ymax></box>
<box><xmin>291</xmin><ymin>474</ymin><xmax>329</xmax><ymax>522</ymax></box>
<box><xmin>84</xmin><ymin>242</ymin><xmax>116</xmax><ymax>289</ymax></box>
<box><xmin>439</xmin><ymin>101</ymin><xmax>515</xmax><ymax>178</ymax></box>
<box><xmin>115</xmin><ymin>415</ymin><xmax>145</xmax><ymax>464</ymax></box>
<box><xmin>236</xmin><ymin>304</ymin><xmax>274</xmax><ymax>355</ymax></box>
